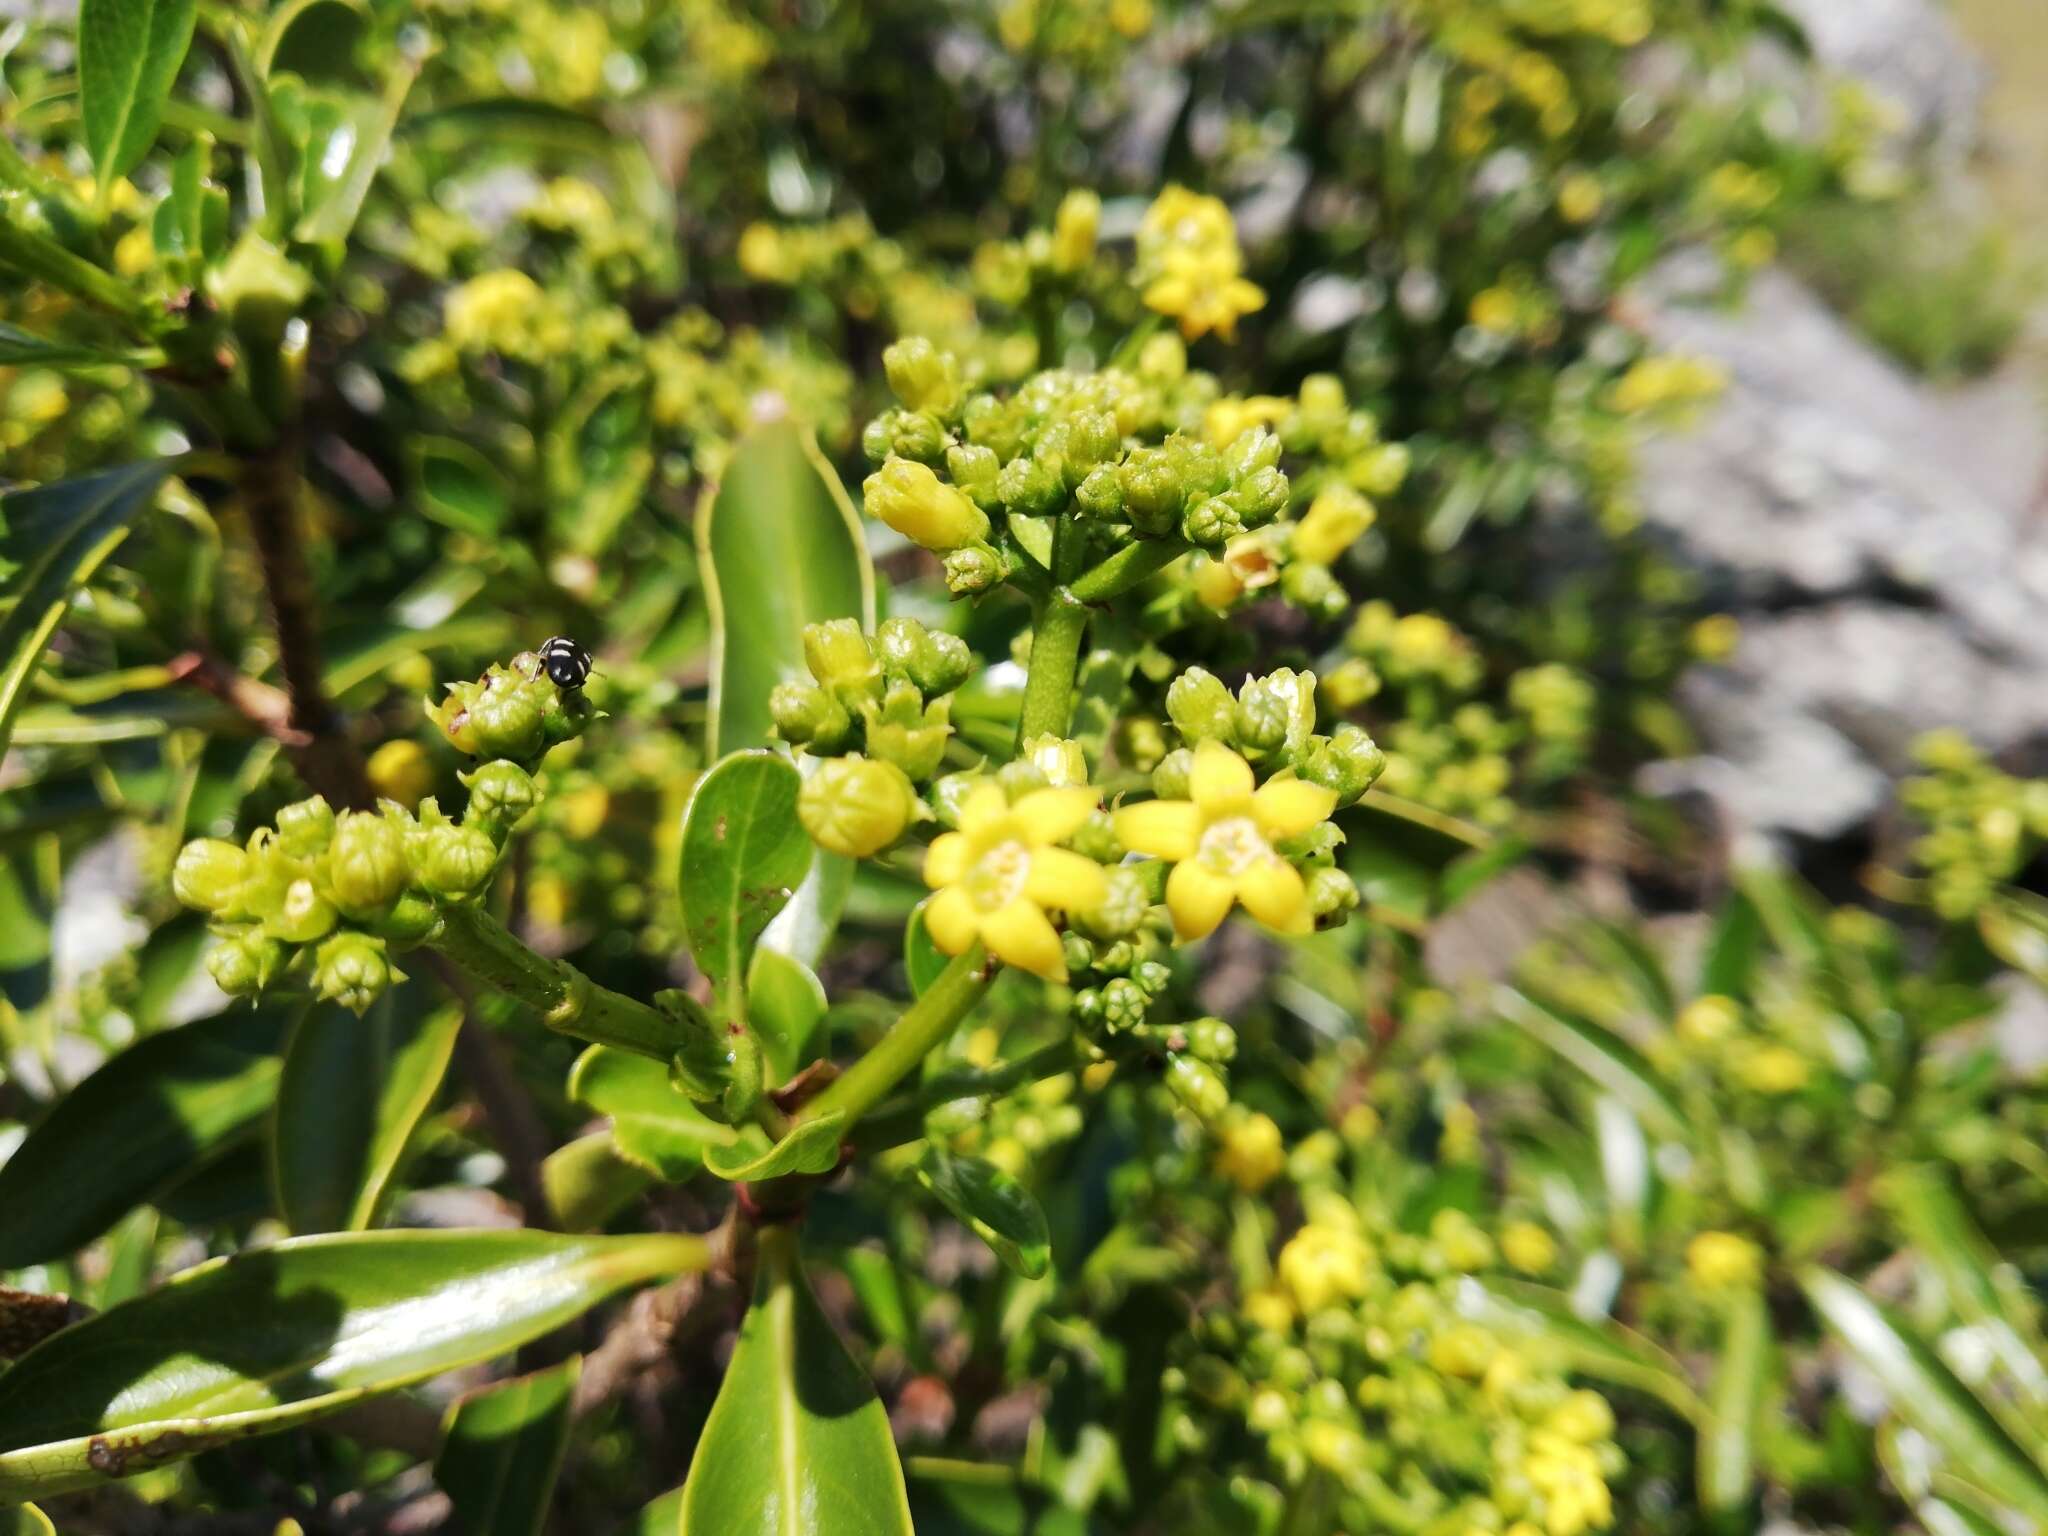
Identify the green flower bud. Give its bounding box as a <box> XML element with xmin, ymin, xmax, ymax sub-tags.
<box><xmin>883</xmin><ymin>337</ymin><xmax>963</xmax><ymax>417</ymax></box>
<box><xmin>1062</xmin><ymin>410</ymin><xmax>1120</xmax><ymax>485</ymax></box>
<box><xmin>946</xmin><ymin>443</ymin><xmax>1002</xmax><ymax>510</ymax></box>
<box><xmin>873</xmin><ymin>617</ymin><xmax>929</xmax><ymax>682</ymax></box>
<box><xmin>465</xmin><ymin>674</ymin><xmax>548</xmax><ymax>761</ymax></box>
<box><xmin>1166</xmin><ymin>1054</ymin><xmax>1230</xmax><ymax>1123</ymax></box>
<box><xmin>1352</xmin><ymin>442</ymin><xmax>1411</xmax><ymax>498</ymax></box>
<box><xmin>173</xmin><ymin>838</ymin><xmax>250</xmax><ymax>915</ymax></box>
<box><xmin>1116</xmin><ymin>716</ymin><xmax>1170</xmax><ymax>773</ymax></box>
<box><xmin>274</xmin><ymin>797</ymin><xmax>336</xmax><ymax>858</ymax></box>
<box><xmin>1227</xmin><ymin>465</ymin><xmax>1290</xmax><ymax>526</ymax></box>
<box><xmin>1235</xmin><ymin>669</ymin><xmax>1317</xmax><ymax>766</ymax></box>
<box><xmin>1307</xmin><ymin>867</ymin><xmax>1360</xmax><ymax>926</ymax></box>
<box><xmin>417</xmin><ymin>824</ymin><xmax>501</xmax><ymax>898</ymax></box>
<box><xmin>1187</xmin><ymin>1017</ymin><xmax>1237</xmax><ymax>1064</ymax></box>
<box><xmin>928</xmin><ymin>772</ymin><xmax>979</xmax><ymax>828</ymax></box>
<box><xmin>913</xmin><ymin>629</ymin><xmax>973</xmax><ymax>695</ymax></box>
<box><xmin>1167</xmin><ymin>667</ymin><xmax>1237</xmax><ymax>745</ymax></box>
<box><xmin>313</xmin><ymin>932</ymin><xmax>397</xmax><ymax>1015</ymax></box>
<box><xmin>963</xmin><ymin>393</ymin><xmax>1023</xmax><ymax>459</ymax></box>
<box><xmin>798</xmin><ymin>754</ymin><xmax>917</xmax><ymax>858</ymax></box>
<box><xmin>943</xmin><ymin>543</ymin><xmax>1003</xmax><ymax>596</ymax></box>
<box><xmin>538</xmin><ymin>685</ymin><xmax>596</xmax><ymax>747</ymax></box>
<box><xmin>862</xmin><ymin>689</ymin><xmax>952</xmax><ymax>781</ymax></box>
<box><xmin>1075</xmin><ymin>465</ymin><xmax>1123</xmax><ymax>520</ymax></box>
<box><xmin>1119</xmin><ymin>448</ymin><xmax>1184</xmax><ymax>537</ymax></box>
<box><xmin>888</xmin><ymin>410</ymin><xmax>950</xmax><ymax>464</ymax></box>
<box><xmin>1021</xmin><ymin>733</ymin><xmax>1089</xmax><ymax>788</ymax></box>
<box><xmin>803</xmin><ymin>618</ymin><xmax>881</xmax><ymax>696</ymax></box>
<box><xmin>1153</xmin><ymin>748</ymin><xmax>1195</xmax><ymax>800</ymax></box>
<box><xmin>1078</xmin><ymin>864</ymin><xmax>1148</xmax><ymax>941</ymax></box>
<box><xmin>1297</xmin><ymin>724</ymin><xmax>1387</xmax><ymax>804</ymax></box>
<box><xmin>865</xmin><ymin>457</ymin><xmax>990</xmax><ymax>552</ymax></box>
<box><xmin>1297</xmin><ymin>373</ymin><xmax>1348</xmax><ymax>437</ymax></box>
<box><xmin>1224</xmin><ymin>427</ymin><xmax>1282</xmax><ymax>481</ymax></box>
<box><xmin>1280</xmin><ymin>560</ymin><xmax>1346</xmax><ymax>620</ymax></box>
<box><xmin>998</xmin><ymin>453</ymin><xmax>1065</xmax><ymax>518</ymax></box>
<box><xmin>1069</xmin><ymin>808</ymin><xmax>1123</xmax><ymax>864</ymax></box>
<box><xmin>1183</xmin><ymin>496</ymin><xmax>1245</xmax><ymax>547</ymax></box>
<box><xmin>460</xmin><ymin>760</ymin><xmax>541</xmax><ymax>840</ymax></box>
<box><xmin>1101</xmin><ymin>977</ymin><xmax>1149</xmax><ymax>1032</ymax></box>
<box><xmin>208</xmin><ymin>929</ymin><xmax>285</xmax><ymax>997</ymax></box>
<box><xmin>326</xmin><ymin>810</ymin><xmax>410</xmax><ymax>919</ymax></box>
<box><xmin>770</xmin><ymin>681</ymin><xmax>853</xmax><ymax>749</ymax></box>
<box><xmin>367</xmin><ymin>890</ymin><xmax>441</xmax><ymax>947</ymax></box>
<box><xmin>269</xmin><ymin>876</ymin><xmax>339</xmax><ymax>944</ymax></box>
<box><xmin>861</xmin><ymin>414</ymin><xmax>896</xmax><ymax>466</ymax></box>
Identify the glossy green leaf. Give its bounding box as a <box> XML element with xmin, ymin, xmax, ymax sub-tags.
<box><xmin>1460</xmin><ymin>1278</ymin><xmax>1704</xmax><ymax>1422</ymax></box>
<box><xmin>295</xmin><ymin>56</ymin><xmax>416</xmax><ymax>244</ymax></box>
<box><xmin>915</xmin><ymin>1150</ymin><xmax>1051</xmax><ymax>1279</ymax></box>
<box><xmin>1493</xmin><ymin>986</ymin><xmax>1689</xmax><ymax>1143</ymax></box>
<box><xmin>569</xmin><ymin>1046</ymin><xmax>737</xmax><ymax>1181</ymax></box>
<box><xmin>702</xmin><ymin>1111</ymin><xmax>846</xmax><ymax>1183</ymax></box>
<box><xmin>0</xmin><ymin>1229</ymin><xmax>705</xmax><ymax>1501</ymax></box>
<box><xmin>0</xmin><ymin>1006</ymin><xmax>294</xmax><ymax>1268</ymax></box>
<box><xmin>0</xmin><ymin>324</ymin><xmax>156</xmax><ymax>369</ymax></box>
<box><xmin>435</xmin><ymin>1356</ymin><xmax>582</xmax><ymax>1536</ymax></box>
<box><xmin>1800</xmin><ymin>1266</ymin><xmax>2048</xmax><ymax>1522</ymax></box>
<box><xmin>698</xmin><ymin>422</ymin><xmax>874</xmax><ymax>759</ymax></box>
<box><xmin>256</xmin><ymin>0</ymin><xmax>368</xmax><ymax>79</ymax></box>
<box><xmin>78</xmin><ymin>0</ymin><xmax>198</xmax><ymax>191</ymax></box>
<box><xmin>0</xmin><ymin>1503</ymin><xmax>54</xmax><ymax>1536</ymax></box>
<box><xmin>676</xmin><ymin>1227</ymin><xmax>911</xmax><ymax>1535</ymax></box>
<box><xmin>406</xmin><ymin>438</ymin><xmax>508</xmax><ymax>537</ymax></box>
<box><xmin>0</xmin><ymin>461</ymin><xmax>173</xmax><ymax>760</ymax></box>
<box><xmin>542</xmin><ymin>1131</ymin><xmax>656</xmax><ymax>1232</ymax></box>
<box><xmin>749</xmin><ymin>948</ymin><xmax>830</xmax><ymax>1081</ymax></box>
<box><xmin>635</xmin><ymin>1486</ymin><xmax>686</xmax><ymax>1535</ymax></box>
<box><xmin>1699</xmin><ymin>1289</ymin><xmax>1770</xmax><ymax>1513</ymax></box>
<box><xmin>270</xmin><ymin>994</ymin><xmax>462</xmax><ymax>1234</ymax></box>
<box><xmin>680</xmin><ymin>750</ymin><xmax>812</xmax><ymax>1022</ymax></box>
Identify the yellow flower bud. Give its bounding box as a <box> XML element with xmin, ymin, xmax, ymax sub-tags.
<box><xmin>1686</xmin><ymin>1230</ymin><xmax>1763</xmax><ymax>1291</ymax></box>
<box><xmin>1501</xmin><ymin>1221</ymin><xmax>1558</xmax><ymax>1275</ymax></box>
<box><xmin>1277</xmin><ymin>1222</ymin><xmax>1373</xmax><ymax>1314</ymax></box>
<box><xmin>1291</xmin><ymin>485</ymin><xmax>1375</xmax><ymax>566</ymax></box>
<box><xmin>799</xmin><ymin>755</ymin><xmax>917</xmax><ymax>858</ymax></box>
<box><xmin>1215</xmin><ymin>1111</ymin><xmax>1286</xmax><ymax>1193</ymax></box>
<box><xmin>1676</xmin><ymin>994</ymin><xmax>1741</xmax><ymax>1044</ymax></box>
<box><xmin>1738</xmin><ymin>1043</ymin><xmax>1810</xmax><ymax>1094</ymax></box>
<box><xmin>1243</xmin><ymin>1286</ymin><xmax>1295</xmax><ymax>1334</ymax></box>
<box><xmin>1050</xmin><ymin>189</ymin><xmax>1100</xmax><ymax>273</ymax></box>
<box><xmin>863</xmin><ymin>458</ymin><xmax>991</xmax><ymax>552</ymax></box>
<box><xmin>367</xmin><ymin>740</ymin><xmax>434</xmax><ymax>808</ymax></box>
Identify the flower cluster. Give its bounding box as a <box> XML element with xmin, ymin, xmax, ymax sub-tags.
<box><xmin>426</xmin><ymin>650</ymin><xmax>598</xmax><ymax>768</ymax></box>
<box><xmin>1134</xmin><ymin>185</ymin><xmax>1267</xmax><ymax>342</ymax></box>
<box><xmin>1898</xmin><ymin>729</ymin><xmax>2048</xmax><ymax>922</ymax></box>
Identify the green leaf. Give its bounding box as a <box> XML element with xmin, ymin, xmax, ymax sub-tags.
<box><xmin>904</xmin><ymin>900</ymin><xmax>952</xmax><ymax>999</ymax></box>
<box><xmin>0</xmin><ymin>1005</ymin><xmax>294</xmax><ymax>1268</ymax></box>
<box><xmin>1493</xmin><ymin>985</ymin><xmax>1690</xmax><ymax>1143</ymax></box>
<box><xmin>569</xmin><ymin>1046</ymin><xmax>737</xmax><ymax>1181</ymax></box>
<box><xmin>1699</xmin><ymin>891</ymin><xmax>1764</xmax><ymax>998</ymax></box>
<box><xmin>1575</xmin><ymin>919</ymin><xmax>1674</xmax><ymax>1021</ymax></box>
<box><xmin>676</xmin><ymin>1227</ymin><xmax>911</xmax><ymax>1535</ymax></box>
<box><xmin>1800</xmin><ymin>1266</ymin><xmax>2048</xmax><ymax>1523</ymax></box>
<box><xmin>546</xmin><ymin>371</ymin><xmax>653</xmax><ymax>558</ymax></box>
<box><xmin>907</xmin><ymin>1466</ymin><xmax>1097</xmax><ymax>1535</ymax></box>
<box><xmin>635</xmin><ymin>1487</ymin><xmax>686</xmax><ymax>1536</ymax></box>
<box><xmin>680</xmin><ymin>750</ymin><xmax>812</xmax><ymax>1023</ymax></box>
<box><xmin>0</xmin><ymin>1503</ymin><xmax>54</xmax><ymax>1536</ymax></box>
<box><xmin>1459</xmin><ymin>1278</ymin><xmax>1704</xmax><ymax>1422</ymax></box>
<box><xmin>1980</xmin><ymin>892</ymin><xmax>2048</xmax><ymax>989</ymax></box>
<box><xmin>698</xmin><ymin>422</ymin><xmax>874</xmax><ymax>759</ymax></box>
<box><xmin>0</xmin><ymin>323</ymin><xmax>155</xmax><ymax>369</ymax></box>
<box><xmin>0</xmin><ymin>461</ymin><xmax>173</xmax><ymax>761</ymax></box>
<box><xmin>295</xmin><ymin>54</ymin><xmax>418</xmax><ymax>244</ymax></box>
<box><xmin>749</xmin><ymin>948</ymin><xmax>829</xmax><ymax>1081</ymax></box>
<box><xmin>269</xmin><ymin>993</ymin><xmax>462</xmax><ymax>1234</ymax></box>
<box><xmin>408</xmin><ymin>436</ymin><xmax>512</xmax><ymax>538</ymax></box>
<box><xmin>542</xmin><ymin>1131</ymin><xmax>656</xmax><ymax>1232</ymax></box>
<box><xmin>915</xmin><ymin>1150</ymin><xmax>1051</xmax><ymax>1279</ymax></box>
<box><xmin>1733</xmin><ymin>861</ymin><xmax>1830</xmax><ymax>973</ymax></box>
<box><xmin>702</xmin><ymin>1111</ymin><xmax>846</xmax><ymax>1183</ymax></box>
<box><xmin>256</xmin><ymin>0</ymin><xmax>368</xmax><ymax>81</ymax></box>
<box><xmin>79</xmin><ymin>0</ymin><xmax>198</xmax><ymax>192</ymax></box>
<box><xmin>0</xmin><ymin>1229</ymin><xmax>705</xmax><ymax>1501</ymax></box>
<box><xmin>435</xmin><ymin>1356</ymin><xmax>581</xmax><ymax>1536</ymax></box>
<box><xmin>1699</xmin><ymin>1289</ymin><xmax>1771</xmax><ymax>1513</ymax></box>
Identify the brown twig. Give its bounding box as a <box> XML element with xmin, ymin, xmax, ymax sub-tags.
<box><xmin>570</xmin><ymin>1208</ymin><xmax>740</xmax><ymax>1419</ymax></box>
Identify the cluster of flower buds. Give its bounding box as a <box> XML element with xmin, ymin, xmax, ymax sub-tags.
<box><xmin>426</xmin><ymin>649</ymin><xmax>596</xmax><ymax>767</ymax></box>
<box><xmin>1900</xmin><ymin>729</ymin><xmax>2048</xmax><ymax>923</ymax></box>
<box><xmin>170</xmin><ymin>760</ymin><xmax>540</xmax><ymax>1013</ymax></box>
<box><xmin>1161</xmin><ymin>665</ymin><xmax>1386</xmax><ymax>807</ymax></box>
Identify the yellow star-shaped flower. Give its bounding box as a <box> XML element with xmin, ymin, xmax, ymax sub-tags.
<box><xmin>924</xmin><ymin>784</ymin><xmax>1108</xmax><ymax>982</ymax></box>
<box><xmin>1114</xmin><ymin>740</ymin><xmax>1335</xmax><ymax>942</ymax></box>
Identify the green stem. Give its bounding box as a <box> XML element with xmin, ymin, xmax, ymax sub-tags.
<box><xmin>1070</xmin><ymin>538</ymin><xmax>1189</xmax><ymax>603</ymax></box>
<box><xmin>852</xmin><ymin>1036</ymin><xmax>1081</xmax><ymax>1151</ymax></box>
<box><xmin>797</xmin><ymin>945</ymin><xmax>992</xmax><ymax>1129</ymax></box>
<box><xmin>1018</xmin><ymin>588</ymin><xmax>1089</xmax><ymax>745</ymax></box>
<box><xmin>0</xmin><ymin>219</ymin><xmax>150</xmax><ymax>327</ymax></box>
<box><xmin>431</xmin><ymin>902</ymin><xmax>677</xmax><ymax>1061</ymax></box>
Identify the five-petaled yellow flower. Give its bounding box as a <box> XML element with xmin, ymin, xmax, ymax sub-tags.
<box><xmin>1136</xmin><ymin>186</ymin><xmax>1267</xmax><ymax>342</ymax></box>
<box><xmin>924</xmin><ymin>784</ymin><xmax>1107</xmax><ymax>982</ymax></box>
<box><xmin>1114</xmin><ymin>740</ymin><xmax>1335</xmax><ymax>942</ymax></box>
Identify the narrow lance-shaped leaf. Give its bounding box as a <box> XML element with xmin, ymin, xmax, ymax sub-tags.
<box><xmin>435</xmin><ymin>1356</ymin><xmax>582</xmax><ymax>1536</ymax></box>
<box><xmin>1493</xmin><ymin>985</ymin><xmax>1690</xmax><ymax>1143</ymax></box>
<box><xmin>676</xmin><ymin>1226</ymin><xmax>912</xmax><ymax>1535</ymax></box>
<box><xmin>0</xmin><ymin>461</ymin><xmax>174</xmax><ymax>760</ymax></box>
<box><xmin>270</xmin><ymin>993</ymin><xmax>462</xmax><ymax>1234</ymax></box>
<box><xmin>1800</xmin><ymin>1266</ymin><xmax>2048</xmax><ymax>1523</ymax></box>
<box><xmin>0</xmin><ymin>1005</ymin><xmax>295</xmax><ymax>1268</ymax></box>
<box><xmin>1457</xmin><ymin>1277</ymin><xmax>1704</xmax><ymax>1423</ymax></box>
<box><xmin>680</xmin><ymin>750</ymin><xmax>811</xmax><ymax>1023</ymax></box>
<box><xmin>916</xmin><ymin>1149</ymin><xmax>1052</xmax><ymax>1279</ymax></box>
<box><xmin>79</xmin><ymin>0</ymin><xmax>199</xmax><ymax>192</ymax></box>
<box><xmin>1699</xmin><ymin>1289</ymin><xmax>1771</xmax><ymax>1515</ymax></box>
<box><xmin>0</xmin><ymin>1229</ymin><xmax>706</xmax><ymax>1502</ymax></box>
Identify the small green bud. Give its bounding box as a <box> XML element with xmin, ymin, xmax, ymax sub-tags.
<box><xmin>368</xmin><ymin>890</ymin><xmax>442</xmax><ymax>947</ymax></box>
<box><xmin>863</xmin><ymin>688</ymin><xmax>952</xmax><ymax>781</ymax></box>
<box><xmin>1078</xmin><ymin>864</ymin><xmax>1149</xmax><ymax>941</ymax></box>
<box><xmin>1307</xmin><ymin>867</ymin><xmax>1360</xmax><ymax>926</ymax></box>
<box><xmin>274</xmin><ymin>797</ymin><xmax>337</xmax><ymax>858</ymax></box>
<box><xmin>269</xmin><ymin>876</ymin><xmax>339</xmax><ymax>944</ymax></box>
<box><xmin>946</xmin><ymin>443</ymin><xmax>1002</xmax><ymax>510</ymax></box>
<box><xmin>1280</xmin><ymin>560</ymin><xmax>1346</xmax><ymax>620</ymax></box>
<box><xmin>798</xmin><ymin>754</ymin><xmax>917</xmax><ymax>858</ymax></box>
<box><xmin>460</xmin><ymin>760</ymin><xmax>541</xmax><ymax>840</ymax></box>
<box><xmin>1069</xmin><ymin>809</ymin><xmax>1123</xmax><ymax>865</ymax></box>
<box><xmin>963</xmin><ymin>393</ymin><xmax>1023</xmax><ymax>459</ymax></box>
<box><xmin>1063</xmin><ymin>410</ymin><xmax>1120</xmax><ymax>485</ymax></box>
<box><xmin>1187</xmin><ymin>1017</ymin><xmax>1237</xmax><ymax>1064</ymax></box>
<box><xmin>1165</xmin><ymin>1054</ymin><xmax>1230</xmax><ymax>1123</ymax></box>
<box><xmin>465</xmin><ymin>673</ymin><xmax>548</xmax><ymax>761</ymax></box>
<box><xmin>861</xmin><ymin>414</ymin><xmax>895</xmax><ymax>465</ymax></box>
<box><xmin>208</xmin><ymin>929</ymin><xmax>285</xmax><ymax>996</ymax></box>
<box><xmin>1224</xmin><ymin>426</ymin><xmax>1282</xmax><ymax>480</ymax></box>
<box><xmin>1183</xmin><ymin>496</ymin><xmax>1244</xmax><ymax>547</ymax></box>
<box><xmin>889</xmin><ymin>410</ymin><xmax>950</xmax><ymax>464</ymax></box>
<box><xmin>1227</xmin><ymin>465</ymin><xmax>1290</xmax><ymax>526</ymax></box>
<box><xmin>1153</xmin><ymin>748</ymin><xmax>1195</xmax><ymax>800</ymax></box>
<box><xmin>326</xmin><ymin>810</ymin><xmax>410</xmax><ymax>919</ymax></box>
<box><xmin>417</xmin><ymin>824</ymin><xmax>501</xmax><ymax>898</ymax></box>
<box><xmin>1297</xmin><ymin>724</ymin><xmax>1387</xmax><ymax>805</ymax></box>
<box><xmin>1119</xmin><ymin>448</ymin><xmax>1184</xmax><ymax>537</ymax></box>
<box><xmin>173</xmin><ymin>838</ymin><xmax>250</xmax><ymax>915</ymax></box>
<box><xmin>928</xmin><ymin>772</ymin><xmax>979</xmax><ymax>828</ymax></box>
<box><xmin>998</xmin><ymin>454</ymin><xmax>1065</xmax><ymax>518</ymax></box>
<box><xmin>1235</xmin><ymin>669</ymin><xmax>1317</xmax><ymax>766</ymax></box>
<box><xmin>770</xmin><ymin>681</ymin><xmax>854</xmax><ymax>749</ymax></box>
<box><xmin>314</xmin><ymin>932</ymin><xmax>397</xmax><ymax>1015</ymax></box>
<box><xmin>803</xmin><ymin>618</ymin><xmax>881</xmax><ymax>696</ymax></box>
<box><xmin>883</xmin><ymin>337</ymin><xmax>963</xmax><ymax>416</ymax></box>
<box><xmin>1352</xmin><ymin>442</ymin><xmax>1411</xmax><ymax>498</ymax></box>
<box><xmin>1167</xmin><ymin>667</ymin><xmax>1237</xmax><ymax>745</ymax></box>
<box><xmin>1076</xmin><ymin>465</ymin><xmax>1123</xmax><ymax>520</ymax></box>
<box><xmin>943</xmin><ymin>542</ymin><xmax>1003</xmax><ymax>596</ymax></box>
<box><xmin>1101</xmin><ymin>977</ymin><xmax>1149</xmax><ymax>1031</ymax></box>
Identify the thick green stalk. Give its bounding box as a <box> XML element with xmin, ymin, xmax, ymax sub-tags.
<box><xmin>432</xmin><ymin>902</ymin><xmax>677</xmax><ymax>1061</ymax></box>
<box><xmin>1017</xmin><ymin>588</ymin><xmax>1089</xmax><ymax>744</ymax></box>
<box><xmin>797</xmin><ymin>945</ymin><xmax>992</xmax><ymax>1129</ymax></box>
<box><xmin>1071</xmin><ymin>537</ymin><xmax>1188</xmax><ymax>603</ymax></box>
<box><xmin>851</xmin><ymin>1036</ymin><xmax>1081</xmax><ymax>1151</ymax></box>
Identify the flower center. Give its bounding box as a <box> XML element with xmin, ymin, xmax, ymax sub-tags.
<box><xmin>967</xmin><ymin>839</ymin><xmax>1032</xmax><ymax>911</ymax></box>
<box><xmin>1197</xmin><ymin>815</ymin><xmax>1272</xmax><ymax>876</ymax></box>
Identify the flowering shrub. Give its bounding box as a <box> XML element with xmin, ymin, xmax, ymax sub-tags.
<box><xmin>2</xmin><ymin>1</ymin><xmax>2042</xmax><ymax>1535</ymax></box>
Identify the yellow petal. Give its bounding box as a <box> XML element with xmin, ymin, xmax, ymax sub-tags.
<box><xmin>958</xmin><ymin>782</ymin><xmax>1012</xmax><ymax>844</ymax></box>
<box><xmin>1253</xmin><ymin>777</ymin><xmax>1338</xmax><ymax>842</ymax></box>
<box><xmin>924</xmin><ymin>831</ymin><xmax>974</xmax><ymax>889</ymax></box>
<box><xmin>1012</xmin><ymin>786</ymin><xmax>1100</xmax><ymax>847</ymax></box>
<box><xmin>924</xmin><ymin>886</ymin><xmax>980</xmax><ymax>956</ymax></box>
<box><xmin>1189</xmin><ymin>738</ymin><xmax>1254</xmax><ymax>814</ymax></box>
<box><xmin>1166</xmin><ymin>859</ymin><xmax>1236</xmax><ymax>943</ymax></box>
<box><xmin>1113</xmin><ymin>799</ymin><xmax>1203</xmax><ymax>861</ymax></box>
<box><xmin>982</xmin><ymin>898</ymin><xmax>1067</xmax><ymax>981</ymax></box>
<box><xmin>1237</xmin><ymin>857</ymin><xmax>1311</xmax><ymax>935</ymax></box>
<box><xmin>1025</xmin><ymin>847</ymin><xmax>1110</xmax><ymax>911</ymax></box>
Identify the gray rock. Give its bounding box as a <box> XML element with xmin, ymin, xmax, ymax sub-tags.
<box><xmin>1775</xmin><ymin>0</ymin><xmax>1984</xmax><ymax>157</ymax></box>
